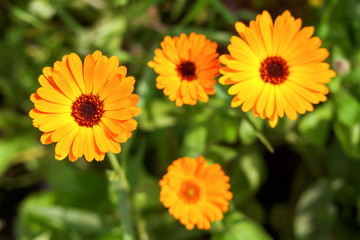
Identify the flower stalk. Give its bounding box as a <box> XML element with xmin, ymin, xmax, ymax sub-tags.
<box><xmin>215</xmin><ymin>85</ymin><xmax>275</xmax><ymax>153</ymax></box>
<box><xmin>240</xmin><ymin>112</ymin><xmax>275</xmax><ymax>153</ymax></box>
<box><xmin>107</xmin><ymin>152</ymin><xmax>133</xmax><ymax>240</ymax></box>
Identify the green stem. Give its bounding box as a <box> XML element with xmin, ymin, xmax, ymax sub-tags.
<box><xmin>214</xmin><ymin>85</ymin><xmax>275</xmax><ymax>153</ymax></box>
<box><xmin>241</xmin><ymin>112</ymin><xmax>275</xmax><ymax>153</ymax></box>
<box><xmin>320</xmin><ymin>0</ymin><xmax>339</xmax><ymax>26</ymax></box>
<box><xmin>107</xmin><ymin>152</ymin><xmax>133</xmax><ymax>240</ymax></box>
<box><xmin>134</xmin><ymin>205</ymin><xmax>150</xmax><ymax>240</ymax></box>
<box><xmin>107</xmin><ymin>152</ymin><xmax>128</xmax><ymax>188</ymax></box>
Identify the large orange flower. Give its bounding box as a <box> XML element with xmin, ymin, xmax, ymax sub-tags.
<box><xmin>148</xmin><ymin>33</ymin><xmax>220</xmax><ymax>106</ymax></box>
<box><xmin>159</xmin><ymin>156</ymin><xmax>232</xmax><ymax>230</ymax></box>
<box><xmin>29</xmin><ymin>51</ymin><xmax>141</xmax><ymax>162</ymax></box>
<box><xmin>220</xmin><ymin>10</ymin><xmax>336</xmax><ymax>127</ymax></box>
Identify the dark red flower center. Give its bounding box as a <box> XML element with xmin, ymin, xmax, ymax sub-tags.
<box><xmin>177</xmin><ymin>61</ymin><xmax>197</xmax><ymax>81</ymax></box>
<box><xmin>260</xmin><ymin>56</ymin><xmax>289</xmax><ymax>84</ymax></box>
<box><xmin>71</xmin><ymin>94</ymin><xmax>104</xmax><ymax>127</ymax></box>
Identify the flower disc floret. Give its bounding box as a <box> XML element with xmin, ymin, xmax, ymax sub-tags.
<box><xmin>71</xmin><ymin>94</ymin><xmax>104</xmax><ymax>127</ymax></box>
<box><xmin>260</xmin><ymin>56</ymin><xmax>289</xmax><ymax>84</ymax></box>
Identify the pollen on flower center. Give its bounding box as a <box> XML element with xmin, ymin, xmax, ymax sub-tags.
<box><xmin>179</xmin><ymin>180</ymin><xmax>201</xmax><ymax>203</ymax></box>
<box><xmin>260</xmin><ymin>56</ymin><xmax>289</xmax><ymax>84</ymax></box>
<box><xmin>71</xmin><ymin>94</ymin><xmax>104</xmax><ymax>127</ymax></box>
<box><xmin>177</xmin><ymin>61</ymin><xmax>197</xmax><ymax>81</ymax></box>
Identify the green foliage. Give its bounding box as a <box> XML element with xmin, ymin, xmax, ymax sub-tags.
<box><xmin>294</xmin><ymin>179</ymin><xmax>342</xmax><ymax>240</ymax></box>
<box><xmin>231</xmin><ymin>150</ymin><xmax>267</xmax><ymax>204</ymax></box>
<box><xmin>212</xmin><ymin>212</ymin><xmax>272</xmax><ymax>240</ymax></box>
<box><xmin>298</xmin><ymin>101</ymin><xmax>333</xmax><ymax>146</ymax></box>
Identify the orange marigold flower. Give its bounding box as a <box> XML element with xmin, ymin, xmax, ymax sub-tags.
<box><xmin>219</xmin><ymin>10</ymin><xmax>336</xmax><ymax>127</ymax></box>
<box><xmin>159</xmin><ymin>156</ymin><xmax>233</xmax><ymax>230</ymax></box>
<box><xmin>148</xmin><ymin>33</ymin><xmax>220</xmax><ymax>106</ymax></box>
<box><xmin>29</xmin><ymin>51</ymin><xmax>141</xmax><ymax>162</ymax></box>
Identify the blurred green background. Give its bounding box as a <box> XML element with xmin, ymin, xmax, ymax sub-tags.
<box><xmin>1</xmin><ymin>0</ymin><xmax>360</xmax><ymax>239</ymax></box>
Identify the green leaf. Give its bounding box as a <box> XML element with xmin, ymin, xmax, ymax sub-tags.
<box><xmin>317</xmin><ymin>22</ymin><xmax>330</xmax><ymax>39</ymax></box>
<box><xmin>211</xmin><ymin>0</ymin><xmax>237</xmax><ymax>25</ymax></box>
<box><xmin>294</xmin><ymin>179</ymin><xmax>344</xmax><ymax>240</ymax></box>
<box><xmin>134</xmin><ymin>172</ymin><xmax>162</xmax><ymax>211</ymax></box>
<box><xmin>180</xmin><ymin>0</ymin><xmax>212</xmax><ymax>26</ymax></box>
<box><xmin>170</xmin><ymin>0</ymin><xmax>188</xmax><ymax>21</ymax></box>
<box><xmin>125</xmin><ymin>137</ymin><xmax>147</xmax><ymax>189</ymax></box>
<box><xmin>138</xmin><ymin>99</ymin><xmax>179</xmax><ymax>131</ymax></box>
<box><xmin>333</xmin><ymin>120</ymin><xmax>360</xmax><ymax>159</ymax></box>
<box><xmin>93</xmin><ymin>16</ymin><xmax>127</xmax><ymax>52</ymax></box>
<box><xmin>181</xmin><ymin>124</ymin><xmax>207</xmax><ymax>157</ymax></box>
<box><xmin>230</xmin><ymin>150</ymin><xmax>267</xmax><ymax>203</ymax></box>
<box><xmin>29</xmin><ymin>0</ymin><xmax>56</xmax><ymax>20</ymax></box>
<box><xmin>334</xmin><ymin>91</ymin><xmax>360</xmax><ymax>127</ymax></box>
<box><xmin>11</xmin><ymin>6</ymin><xmax>44</xmax><ymax>28</ymax></box>
<box><xmin>109</xmin><ymin>0</ymin><xmax>128</xmax><ymax>7</ymax></box>
<box><xmin>16</xmin><ymin>192</ymin><xmax>103</xmax><ymax>238</ymax></box>
<box><xmin>39</xmin><ymin>160</ymin><xmax>110</xmax><ymax>210</ymax></box>
<box><xmin>29</xmin><ymin>206</ymin><xmax>103</xmax><ymax>233</ymax></box>
<box><xmin>212</xmin><ymin>211</ymin><xmax>272</xmax><ymax>240</ymax></box>
<box><xmin>239</xmin><ymin>152</ymin><xmax>266</xmax><ymax>191</ymax></box>
<box><xmin>239</xmin><ymin>119</ymin><xmax>257</xmax><ymax>145</ymax></box>
<box><xmin>0</xmin><ymin>110</ymin><xmax>32</xmax><ymax>130</ymax></box>
<box><xmin>33</xmin><ymin>231</ymin><xmax>52</xmax><ymax>240</ymax></box>
<box><xmin>343</xmin><ymin>67</ymin><xmax>360</xmax><ymax>84</ymax></box>
<box><xmin>298</xmin><ymin>101</ymin><xmax>333</xmax><ymax>146</ymax></box>
<box><xmin>0</xmin><ymin>132</ymin><xmax>38</xmax><ymax>177</ymax></box>
<box><xmin>268</xmin><ymin>204</ymin><xmax>293</xmax><ymax>240</ymax></box>
<box><xmin>327</xmin><ymin>143</ymin><xmax>360</xmax><ymax>190</ymax></box>
<box><xmin>207</xmin><ymin>144</ymin><xmax>237</xmax><ymax>163</ymax></box>
<box><xmin>222</xmin><ymin>117</ymin><xmax>238</xmax><ymax>144</ymax></box>
<box><xmin>129</xmin><ymin>0</ymin><xmax>164</xmax><ymax>16</ymax></box>
<box><xmin>239</xmin><ymin>200</ymin><xmax>266</xmax><ymax>225</ymax></box>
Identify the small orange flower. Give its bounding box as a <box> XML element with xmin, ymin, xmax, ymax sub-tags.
<box><xmin>29</xmin><ymin>51</ymin><xmax>141</xmax><ymax>162</ymax></box>
<box><xmin>148</xmin><ymin>33</ymin><xmax>220</xmax><ymax>106</ymax></box>
<box><xmin>220</xmin><ymin>10</ymin><xmax>336</xmax><ymax>127</ymax></box>
<box><xmin>159</xmin><ymin>156</ymin><xmax>232</xmax><ymax>230</ymax></box>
